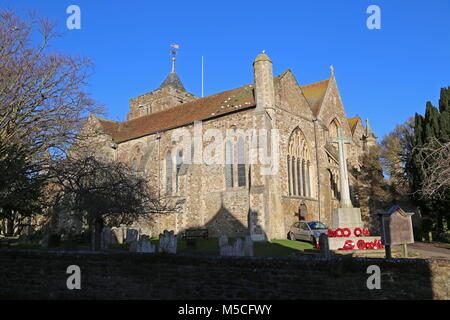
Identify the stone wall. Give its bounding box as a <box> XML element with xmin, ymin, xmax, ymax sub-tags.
<box><xmin>0</xmin><ymin>251</ymin><xmax>448</xmax><ymax>300</ymax></box>
<box><xmin>128</xmin><ymin>86</ymin><xmax>197</xmax><ymax>120</ymax></box>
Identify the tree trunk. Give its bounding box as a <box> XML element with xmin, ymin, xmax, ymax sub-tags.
<box><xmin>437</xmin><ymin>212</ymin><xmax>443</xmax><ymax>233</ymax></box>
<box><xmin>90</xmin><ymin>216</ymin><xmax>104</xmax><ymax>251</ymax></box>
<box><xmin>6</xmin><ymin>218</ymin><xmax>14</xmax><ymax>237</ymax></box>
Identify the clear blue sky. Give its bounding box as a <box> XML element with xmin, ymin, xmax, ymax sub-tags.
<box><xmin>2</xmin><ymin>0</ymin><xmax>450</xmax><ymax>139</ymax></box>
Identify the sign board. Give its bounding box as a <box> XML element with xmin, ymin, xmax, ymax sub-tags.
<box><xmin>379</xmin><ymin>206</ymin><xmax>414</xmax><ymax>246</ymax></box>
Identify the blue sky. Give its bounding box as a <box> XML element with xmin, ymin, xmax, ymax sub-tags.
<box><xmin>2</xmin><ymin>0</ymin><xmax>450</xmax><ymax>139</ymax></box>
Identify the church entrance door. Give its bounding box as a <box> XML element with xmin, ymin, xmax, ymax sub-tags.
<box><xmin>299</xmin><ymin>203</ymin><xmax>308</xmax><ymax>221</ymax></box>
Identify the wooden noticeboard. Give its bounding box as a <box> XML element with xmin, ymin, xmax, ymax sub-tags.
<box><xmin>380</xmin><ymin>206</ymin><xmax>414</xmax><ymax>246</ymax></box>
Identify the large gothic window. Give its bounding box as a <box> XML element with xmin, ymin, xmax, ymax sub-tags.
<box><xmin>296</xmin><ymin>158</ymin><xmax>301</xmax><ymax>196</ymax></box>
<box><xmin>225</xmin><ymin>140</ymin><xmax>234</xmax><ymax>188</ymax></box>
<box><xmin>176</xmin><ymin>150</ymin><xmax>183</xmax><ymax>193</ymax></box>
<box><xmin>329</xmin><ymin>118</ymin><xmax>340</xmax><ymax>140</ymax></box>
<box><xmin>306</xmin><ymin>160</ymin><xmax>311</xmax><ymax>197</ymax></box>
<box><xmin>287</xmin><ymin>156</ymin><xmax>291</xmax><ymax>195</ymax></box>
<box><xmin>287</xmin><ymin>127</ymin><xmax>313</xmax><ymax>197</ymax></box>
<box><xmin>166</xmin><ymin>151</ymin><xmax>173</xmax><ymax>195</ymax></box>
<box><xmin>291</xmin><ymin>156</ymin><xmax>296</xmax><ymax>195</ymax></box>
<box><xmin>237</xmin><ymin>137</ymin><xmax>246</xmax><ymax>187</ymax></box>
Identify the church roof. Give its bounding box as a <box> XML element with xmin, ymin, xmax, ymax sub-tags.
<box><xmin>300</xmin><ymin>79</ymin><xmax>330</xmax><ymax>116</ymax></box>
<box><xmin>97</xmin><ymin>84</ymin><xmax>256</xmax><ymax>143</ymax></box>
<box><xmin>159</xmin><ymin>71</ymin><xmax>186</xmax><ymax>91</ymax></box>
<box><xmin>347</xmin><ymin>116</ymin><xmax>361</xmax><ymax>135</ymax></box>
<box><xmin>95</xmin><ymin>72</ymin><xmax>338</xmax><ymax>144</ymax></box>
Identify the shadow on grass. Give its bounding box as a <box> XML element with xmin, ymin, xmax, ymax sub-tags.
<box><xmin>147</xmin><ymin>237</ymin><xmax>316</xmax><ymax>257</ymax></box>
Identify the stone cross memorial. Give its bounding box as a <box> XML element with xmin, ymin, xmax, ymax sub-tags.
<box><xmin>330</xmin><ymin>128</ymin><xmax>363</xmax><ymax>229</ymax></box>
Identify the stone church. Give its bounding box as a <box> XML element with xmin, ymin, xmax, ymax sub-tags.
<box><xmin>83</xmin><ymin>52</ymin><xmax>377</xmax><ymax>240</ymax></box>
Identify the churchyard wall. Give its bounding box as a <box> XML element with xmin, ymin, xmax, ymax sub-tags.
<box><xmin>0</xmin><ymin>250</ymin><xmax>447</xmax><ymax>299</ymax></box>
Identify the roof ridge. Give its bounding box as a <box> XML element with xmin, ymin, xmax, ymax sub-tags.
<box><xmin>301</xmin><ymin>78</ymin><xmax>330</xmax><ymax>89</ymax></box>
<box><xmin>121</xmin><ymin>83</ymin><xmax>254</xmax><ymax>127</ymax></box>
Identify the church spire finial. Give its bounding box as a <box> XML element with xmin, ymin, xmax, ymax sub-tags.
<box><xmin>170</xmin><ymin>43</ymin><xmax>179</xmax><ymax>73</ymax></box>
<box><xmin>330</xmin><ymin>65</ymin><xmax>334</xmax><ymax>76</ymax></box>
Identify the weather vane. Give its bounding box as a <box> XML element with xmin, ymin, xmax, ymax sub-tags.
<box><xmin>170</xmin><ymin>43</ymin><xmax>179</xmax><ymax>73</ymax></box>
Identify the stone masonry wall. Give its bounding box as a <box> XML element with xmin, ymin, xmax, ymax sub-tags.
<box><xmin>0</xmin><ymin>251</ymin><xmax>448</xmax><ymax>300</ymax></box>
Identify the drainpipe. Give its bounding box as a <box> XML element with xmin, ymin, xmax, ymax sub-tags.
<box><xmin>313</xmin><ymin>118</ymin><xmax>321</xmax><ymax>221</ymax></box>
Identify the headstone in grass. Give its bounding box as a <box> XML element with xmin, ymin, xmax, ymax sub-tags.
<box><xmin>219</xmin><ymin>235</ymin><xmax>228</xmax><ymax>248</ymax></box>
<box><xmin>137</xmin><ymin>235</ymin><xmax>155</xmax><ymax>253</ymax></box>
<box><xmin>100</xmin><ymin>228</ymin><xmax>116</xmax><ymax>249</ymax></box>
<box><xmin>219</xmin><ymin>244</ymin><xmax>233</xmax><ymax>256</ymax></box>
<box><xmin>129</xmin><ymin>240</ymin><xmax>138</xmax><ymax>252</ymax></box>
<box><xmin>158</xmin><ymin>230</ymin><xmax>177</xmax><ymax>254</ymax></box>
<box><xmin>126</xmin><ymin>229</ymin><xmax>139</xmax><ymax>244</ymax></box>
<box><xmin>220</xmin><ymin>237</ymin><xmax>250</xmax><ymax>257</ymax></box>
<box><xmin>112</xmin><ymin>227</ymin><xmax>125</xmax><ymax>244</ymax></box>
<box><xmin>234</xmin><ymin>238</ymin><xmax>244</xmax><ymax>257</ymax></box>
<box><xmin>244</xmin><ymin>236</ymin><xmax>254</xmax><ymax>257</ymax></box>
<box><xmin>319</xmin><ymin>234</ymin><xmax>330</xmax><ymax>258</ymax></box>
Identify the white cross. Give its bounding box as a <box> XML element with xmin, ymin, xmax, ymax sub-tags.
<box><xmin>330</xmin><ymin>128</ymin><xmax>353</xmax><ymax>208</ymax></box>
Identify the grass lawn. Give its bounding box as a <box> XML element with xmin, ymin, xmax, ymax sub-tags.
<box><xmin>7</xmin><ymin>236</ymin><xmax>315</xmax><ymax>258</ymax></box>
<box><xmin>256</xmin><ymin>239</ymin><xmax>314</xmax><ymax>257</ymax></box>
<box><xmin>147</xmin><ymin>237</ymin><xmax>315</xmax><ymax>257</ymax></box>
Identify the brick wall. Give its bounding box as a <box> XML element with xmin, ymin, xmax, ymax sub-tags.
<box><xmin>0</xmin><ymin>251</ymin><xmax>448</xmax><ymax>300</ymax></box>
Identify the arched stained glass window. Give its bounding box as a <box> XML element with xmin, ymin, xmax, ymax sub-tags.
<box><xmin>166</xmin><ymin>151</ymin><xmax>173</xmax><ymax>194</ymax></box>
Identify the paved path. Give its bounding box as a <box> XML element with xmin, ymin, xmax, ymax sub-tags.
<box><xmin>393</xmin><ymin>242</ymin><xmax>450</xmax><ymax>259</ymax></box>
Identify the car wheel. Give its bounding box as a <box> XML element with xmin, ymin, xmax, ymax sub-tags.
<box><xmin>310</xmin><ymin>236</ymin><xmax>316</xmax><ymax>244</ymax></box>
<box><xmin>288</xmin><ymin>232</ymin><xmax>296</xmax><ymax>241</ymax></box>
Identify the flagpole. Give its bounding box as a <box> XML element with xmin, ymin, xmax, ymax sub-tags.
<box><xmin>201</xmin><ymin>56</ymin><xmax>204</xmax><ymax>98</ymax></box>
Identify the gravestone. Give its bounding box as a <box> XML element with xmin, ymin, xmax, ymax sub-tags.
<box><xmin>219</xmin><ymin>237</ymin><xmax>253</xmax><ymax>257</ymax></box>
<box><xmin>129</xmin><ymin>240</ymin><xmax>138</xmax><ymax>252</ymax></box>
<box><xmin>137</xmin><ymin>235</ymin><xmax>155</xmax><ymax>253</ymax></box>
<box><xmin>319</xmin><ymin>234</ymin><xmax>330</xmax><ymax>258</ymax></box>
<box><xmin>243</xmin><ymin>236</ymin><xmax>254</xmax><ymax>257</ymax></box>
<box><xmin>125</xmin><ymin>228</ymin><xmax>139</xmax><ymax>244</ymax></box>
<box><xmin>111</xmin><ymin>227</ymin><xmax>126</xmax><ymax>244</ymax></box>
<box><xmin>101</xmin><ymin>227</ymin><xmax>118</xmax><ymax>249</ymax></box>
<box><xmin>158</xmin><ymin>230</ymin><xmax>177</xmax><ymax>254</ymax></box>
<box><xmin>219</xmin><ymin>235</ymin><xmax>228</xmax><ymax>248</ymax></box>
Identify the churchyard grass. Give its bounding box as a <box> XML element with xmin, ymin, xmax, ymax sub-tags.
<box><xmin>149</xmin><ymin>237</ymin><xmax>314</xmax><ymax>257</ymax></box>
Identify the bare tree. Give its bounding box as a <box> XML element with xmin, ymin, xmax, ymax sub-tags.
<box><xmin>0</xmin><ymin>10</ymin><xmax>102</xmax><ymax>162</ymax></box>
<box><xmin>417</xmin><ymin>138</ymin><xmax>450</xmax><ymax>199</ymax></box>
<box><xmin>49</xmin><ymin>156</ymin><xmax>181</xmax><ymax>251</ymax></box>
<box><xmin>0</xmin><ymin>10</ymin><xmax>103</xmax><ymax>232</ymax></box>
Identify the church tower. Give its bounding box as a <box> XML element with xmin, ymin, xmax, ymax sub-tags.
<box><xmin>127</xmin><ymin>45</ymin><xmax>197</xmax><ymax>120</ymax></box>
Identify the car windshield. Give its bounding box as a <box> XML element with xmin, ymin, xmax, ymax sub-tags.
<box><xmin>308</xmin><ymin>222</ymin><xmax>327</xmax><ymax>230</ymax></box>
